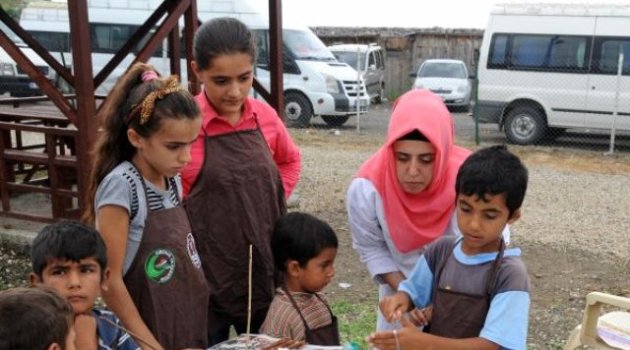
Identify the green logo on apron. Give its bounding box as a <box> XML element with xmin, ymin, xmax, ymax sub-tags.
<box><xmin>145</xmin><ymin>248</ymin><xmax>176</xmax><ymax>284</ymax></box>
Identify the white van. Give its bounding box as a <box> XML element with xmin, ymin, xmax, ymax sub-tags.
<box><xmin>19</xmin><ymin>0</ymin><xmax>369</xmax><ymax>127</ymax></box>
<box><xmin>0</xmin><ymin>22</ymin><xmax>56</xmax><ymax>97</ymax></box>
<box><xmin>250</xmin><ymin>21</ymin><xmax>369</xmax><ymax>127</ymax></box>
<box><xmin>328</xmin><ymin>43</ymin><xmax>386</xmax><ymax>104</ymax></box>
<box><xmin>477</xmin><ymin>3</ymin><xmax>630</xmax><ymax>145</ymax></box>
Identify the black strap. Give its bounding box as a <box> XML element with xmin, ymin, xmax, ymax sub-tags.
<box><xmin>128</xmin><ymin>162</ymin><xmax>179</xmax><ymax>221</ymax></box>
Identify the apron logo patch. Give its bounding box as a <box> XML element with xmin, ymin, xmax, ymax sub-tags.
<box><xmin>186</xmin><ymin>232</ymin><xmax>202</xmax><ymax>269</ymax></box>
<box><xmin>145</xmin><ymin>249</ymin><xmax>176</xmax><ymax>284</ymax></box>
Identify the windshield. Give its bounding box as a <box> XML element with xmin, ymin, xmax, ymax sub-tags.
<box><xmin>331</xmin><ymin>51</ymin><xmax>366</xmax><ymax>69</ymax></box>
<box><xmin>418</xmin><ymin>62</ymin><xmax>467</xmax><ymax>78</ymax></box>
<box><xmin>284</xmin><ymin>29</ymin><xmax>336</xmax><ymax>61</ymax></box>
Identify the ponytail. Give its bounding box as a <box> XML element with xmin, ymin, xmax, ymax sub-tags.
<box><xmin>83</xmin><ymin>63</ymin><xmax>199</xmax><ymax>224</ymax></box>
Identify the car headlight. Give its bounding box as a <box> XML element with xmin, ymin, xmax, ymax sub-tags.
<box><xmin>323</xmin><ymin>73</ymin><xmax>340</xmax><ymax>94</ymax></box>
<box><xmin>0</xmin><ymin>62</ymin><xmax>15</xmax><ymax>76</ymax></box>
<box><xmin>457</xmin><ymin>84</ymin><xmax>468</xmax><ymax>93</ymax></box>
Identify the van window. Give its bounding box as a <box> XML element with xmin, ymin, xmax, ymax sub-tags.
<box><xmin>250</xmin><ymin>29</ymin><xmax>301</xmax><ymax>74</ymax></box>
<box><xmin>419</xmin><ymin>62</ymin><xmax>467</xmax><ymax>79</ymax></box>
<box><xmin>490</xmin><ymin>34</ymin><xmax>589</xmax><ymax>72</ymax></box>
<box><xmin>594</xmin><ymin>37</ymin><xmax>630</xmax><ymax>75</ymax></box>
<box><xmin>253</xmin><ymin>29</ymin><xmax>268</xmax><ymax>68</ymax></box>
<box><xmin>376</xmin><ymin>49</ymin><xmax>384</xmax><ymax>69</ymax></box>
<box><xmin>29</xmin><ymin>31</ymin><xmax>70</xmax><ymax>52</ymax></box>
<box><xmin>284</xmin><ymin>29</ymin><xmax>334</xmax><ymax>61</ymax></box>
<box><xmin>91</xmin><ymin>23</ymin><xmax>131</xmax><ymax>53</ymax></box>
<box><xmin>368</xmin><ymin>51</ymin><xmax>375</xmax><ymax>68</ymax></box>
<box><xmin>332</xmin><ymin>51</ymin><xmax>364</xmax><ymax>70</ymax></box>
<box><xmin>489</xmin><ymin>34</ymin><xmax>508</xmax><ymax>67</ymax></box>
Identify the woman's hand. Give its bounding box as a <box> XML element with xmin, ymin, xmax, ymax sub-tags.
<box><xmin>379</xmin><ymin>291</ymin><xmax>411</xmax><ymax>323</ymax></box>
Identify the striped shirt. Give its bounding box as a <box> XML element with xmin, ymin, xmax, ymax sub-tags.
<box><xmin>260</xmin><ymin>288</ymin><xmax>334</xmax><ymax>341</ymax></box>
<box><xmin>95</xmin><ymin>308</ymin><xmax>140</xmax><ymax>350</ymax></box>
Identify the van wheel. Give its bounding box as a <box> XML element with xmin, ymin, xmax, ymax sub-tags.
<box><xmin>321</xmin><ymin>115</ymin><xmax>350</xmax><ymax>127</ymax></box>
<box><xmin>504</xmin><ymin>106</ymin><xmax>547</xmax><ymax>145</ymax></box>
<box><xmin>373</xmin><ymin>83</ymin><xmax>385</xmax><ymax>104</ymax></box>
<box><xmin>284</xmin><ymin>92</ymin><xmax>313</xmax><ymax>128</ymax></box>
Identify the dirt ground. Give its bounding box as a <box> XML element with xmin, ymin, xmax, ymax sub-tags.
<box><xmin>1</xmin><ymin>102</ymin><xmax>629</xmax><ymax>349</ymax></box>
<box><xmin>292</xmin><ymin>106</ymin><xmax>630</xmax><ymax>349</ymax></box>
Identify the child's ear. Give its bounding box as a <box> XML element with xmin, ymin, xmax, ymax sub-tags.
<box><xmin>191</xmin><ymin>60</ymin><xmax>199</xmax><ymax>76</ymax></box>
<box><xmin>28</xmin><ymin>272</ymin><xmax>42</xmax><ymax>286</ymax></box>
<box><xmin>191</xmin><ymin>60</ymin><xmax>205</xmax><ymax>81</ymax></box>
<box><xmin>507</xmin><ymin>208</ymin><xmax>522</xmax><ymax>224</ymax></box>
<box><xmin>100</xmin><ymin>267</ymin><xmax>111</xmax><ymax>293</ymax></box>
<box><xmin>286</xmin><ymin>260</ymin><xmax>301</xmax><ymax>278</ymax></box>
<box><xmin>127</xmin><ymin>129</ymin><xmax>143</xmax><ymax>149</ymax></box>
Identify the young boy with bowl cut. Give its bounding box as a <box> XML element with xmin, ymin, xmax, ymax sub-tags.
<box><xmin>371</xmin><ymin>145</ymin><xmax>530</xmax><ymax>350</ymax></box>
<box><xmin>29</xmin><ymin>220</ymin><xmax>139</xmax><ymax>350</ymax></box>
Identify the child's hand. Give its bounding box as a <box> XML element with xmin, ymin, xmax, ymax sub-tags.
<box><xmin>367</xmin><ymin>315</ymin><xmax>425</xmax><ymax>350</ymax></box>
<box><xmin>407</xmin><ymin>305</ymin><xmax>432</xmax><ymax>327</ymax></box>
<box><xmin>379</xmin><ymin>292</ymin><xmax>410</xmax><ymax>323</ymax></box>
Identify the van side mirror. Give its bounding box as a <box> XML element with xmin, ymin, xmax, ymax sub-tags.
<box><xmin>409</xmin><ymin>72</ymin><xmax>417</xmax><ymax>78</ymax></box>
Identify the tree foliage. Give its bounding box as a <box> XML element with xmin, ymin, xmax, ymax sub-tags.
<box><xmin>0</xmin><ymin>0</ymin><xmax>26</xmax><ymax>20</ymax></box>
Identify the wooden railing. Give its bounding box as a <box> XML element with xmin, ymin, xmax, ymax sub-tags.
<box><xmin>0</xmin><ymin>99</ymin><xmax>79</xmax><ymax>222</ymax></box>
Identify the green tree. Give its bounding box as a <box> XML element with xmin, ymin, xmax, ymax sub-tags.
<box><xmin>0</xmin><ymin>0</ymin><xmax>26</xmax><ymax>20</ymax></box>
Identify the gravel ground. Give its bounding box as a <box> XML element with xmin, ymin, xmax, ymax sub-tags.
<box><xmin>292</xmin><ymin>109</ymin><xmax>630</xmax><ymax>349</ymax></box>
<box><xmin>1</xmin><ymin>103</ymin><xmax>629</xmax><ymax>349</ymax></box>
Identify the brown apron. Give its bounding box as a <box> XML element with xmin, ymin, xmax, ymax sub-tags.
<box><xmin>184</xmin><ymin>119</ymin><xmax>286</xmax><ymax>331</ymax></box>
<box><xmin>124</xmin><ymin>174</ymin><xmax>209</xmax><ymax>349</ymax></box>
<box><xmin>428</xmin><ymin>239</ymin><xmax>505</xmax><ymax>338</ymax></box>
<box><xmin>283</xmin><ymin>287</ymin><xmax>340</xmax><ymax>346</ymax></box>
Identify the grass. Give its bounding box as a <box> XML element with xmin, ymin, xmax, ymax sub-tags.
<box><xmin>332</xmin><ymin>300</ymin><xmax>377</xmax><ymax>349</ymax></box>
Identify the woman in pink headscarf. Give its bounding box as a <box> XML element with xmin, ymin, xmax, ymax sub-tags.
<box><xmin>347</xmin><ymin>89</ymin><xmax>510</xmax><ymax>331</ymax></box>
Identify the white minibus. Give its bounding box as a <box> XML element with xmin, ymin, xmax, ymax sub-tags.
<box><xmin>476</xmin><ymin>3</ymin><xmax>630</xmax><ymax>144</ymax></box>
<box><xmin>19</xmin><ymin>0</ymin><xmax>369</xmax><ymax>127</ymax></box>
<box><xmin>0</xmin><ymin>22</ymin><xmax>56</xmax><ymax>97</ymax></box>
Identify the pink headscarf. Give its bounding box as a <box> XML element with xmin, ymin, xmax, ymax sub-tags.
<box><xmin>357</xmin><ymin>89</ymin><xmax>471</xmax><ymax>253</ymax></box>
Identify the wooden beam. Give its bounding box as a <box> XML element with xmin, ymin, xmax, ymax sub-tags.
<box><xmin>135</xmin><ymin>0</ymin><xmax>189</xmax><ymax>65</ymax></box>
<box><xmin>67</xmin><ymin>0</ymin><xmax>96</xmax><ymax>216</ymax></box>
<box><xmin>268</xmin><ymin>0</ymin><xmax>284</xmax><ymax>120</ymax></box>
<box><xmin>184</xmin><ymin>0</ymin><xmax>198</xmax><ymax>94</ymax></box>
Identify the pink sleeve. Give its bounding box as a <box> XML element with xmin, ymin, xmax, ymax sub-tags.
<box><xmin>180</xmin><ymin>136</ymin><xmax>205</xmax><ymax>197</ymax></box>
<box><xmin>260</xmin><ymin>114</ymin><xmax>301</xmax><ymax>199</ymax></box>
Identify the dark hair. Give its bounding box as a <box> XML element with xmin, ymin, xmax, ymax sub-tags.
<box><xmin>455</xmin><ymin>145</ymin><xmax>528</xmax><ymax>217</ymax></box>
<box><xmin>193</xmin><ymin>17</ymin><xmax>256</xmax><ymax>70</ymax></box>
<box><xmin>0</xmin><ymin>286</ymin><xmax>73</xmax><ymax>350</ymax></box>
<box><xmin>31</xmin><ymin>220</ymin><xmax>107</xmax><ymax>278</ymax></box>
<box><xmin>271</xmin><ymin>212</ymin><xmax>338</xmax><ymax>272</ymax></box>
<box><xmin>398</xmin><ymin>129</ymin><xmax>429</xmax><ymax>142</ymax></box>
<box><xmin>83</xmin><ymin>62</ymin><xmax>199</xmax><ymax>223</ymax></box>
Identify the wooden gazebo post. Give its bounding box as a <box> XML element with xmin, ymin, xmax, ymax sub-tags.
<box><xmin>67</xmin><ymin>0</ymin><xmax>97</xmax><ymax>215</ymax></box>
